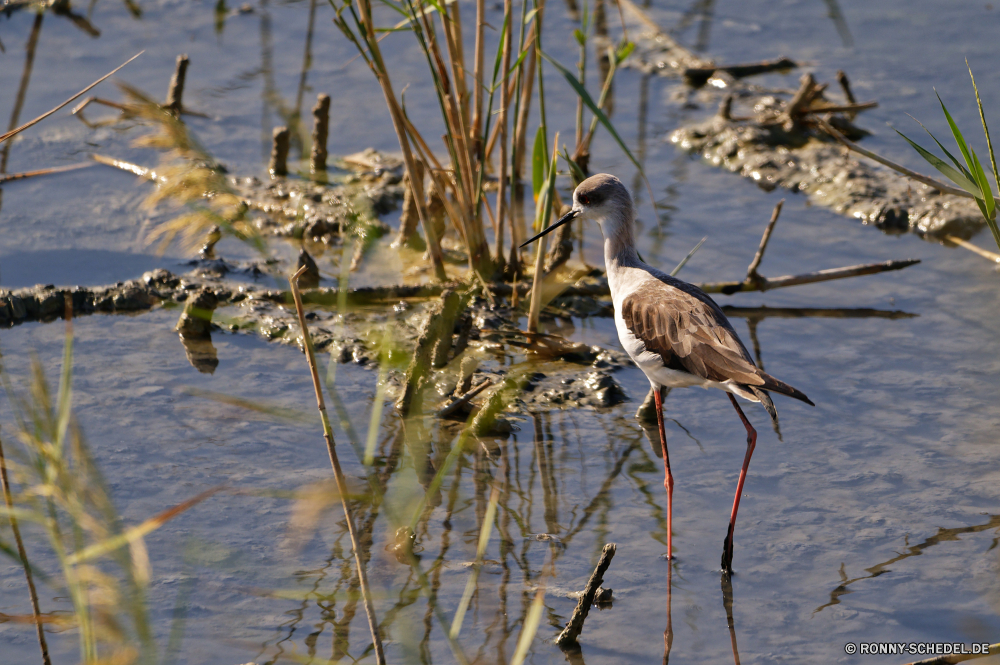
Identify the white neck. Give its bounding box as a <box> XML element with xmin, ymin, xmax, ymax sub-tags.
<box><xmin>601</xmin><ymin>208</ymin><xmax>643</xmax><ymax>282</ymax></box>
<box><xmin>602</xmin><ymin>220</ymin><xmax>644</xmax><ymax>297</ymax></box>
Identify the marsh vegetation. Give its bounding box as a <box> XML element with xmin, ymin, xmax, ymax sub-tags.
<box><xmin>1</xmin><ymin>0</ymin><xmax>1000</xmax><ymax>663</ymax></box>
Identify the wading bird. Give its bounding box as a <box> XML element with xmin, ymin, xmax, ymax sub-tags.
<box><xmin>521</xmin><ymin>174</ymin><xmax>813</xmax><ymax>573</ymax></box>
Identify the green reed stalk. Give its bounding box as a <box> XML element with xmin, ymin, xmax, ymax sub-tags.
<box><xmin>449</xmin><ymin>479</ymin><xmax>501</xmax><ymax>638</ymax></box>
<box><xmin>526</xmin><ymin>133</ymin><xmax>559</xmax><ymax>333</ymax></box>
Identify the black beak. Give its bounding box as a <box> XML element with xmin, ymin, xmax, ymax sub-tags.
<box><xmin>519</xmin><ymin>209</ymin><xmax>580</xmax><ymax>248</ymax></box>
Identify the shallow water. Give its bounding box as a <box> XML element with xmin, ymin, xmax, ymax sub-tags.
<box><xmin>2</xmin><ymin>0</ymin><xmax>1000</xmax><ymax>663</ymax></box>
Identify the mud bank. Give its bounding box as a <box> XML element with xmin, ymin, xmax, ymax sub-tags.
<box><xmin>0</xmin><ymin>268</ymin><xmax>631</xmax><ymax>419</ymax></box>
<box><xmin>621</xmin><ymin>1</ymin><xmax>984</xmax><ymax>240</ymax></box>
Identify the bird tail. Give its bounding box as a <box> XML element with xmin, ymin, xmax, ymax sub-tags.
<box><xmin>748</xmin><ymin>387</ymin><xmax>778</xmax><ymax>424</ymax></box>
<box><xmin>757</xmin><ymin>372</ymin><xmax>815</xmax><ymax>407</ymax></box>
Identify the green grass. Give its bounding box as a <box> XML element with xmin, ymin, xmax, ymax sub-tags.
<box><xmin>899</xmin><ymin>62</ymin><xmax>1000</xmax><ymax>250</ymax></box>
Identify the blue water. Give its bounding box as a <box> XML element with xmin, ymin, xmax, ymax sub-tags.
<box><xmin>2</xmin><ymin>0</ymin><xmax>1000</xmax><ymax>663</ymax></box>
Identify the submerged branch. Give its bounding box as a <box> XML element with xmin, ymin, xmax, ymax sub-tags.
<box><xmin>555</xmin><ymin>542</ymin><xmax>616</xmax><ymax>649</ymax></box>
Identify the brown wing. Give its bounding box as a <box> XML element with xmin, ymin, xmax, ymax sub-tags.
<box><xmin>621</xmin><ymin>277</ymin><xmax>814</xmax><ymax>406</ymax></box>
<box><xmin>621</xmin><ymin>279</ymin><xmax>763</xmax><ymax>386</ymax></box>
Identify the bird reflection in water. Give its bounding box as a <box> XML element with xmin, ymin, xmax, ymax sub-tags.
<box><xmin>721</xmin><ymin>573</ymin><xmax>742</xmax><ymax>665</ymax></box>
<box><xmin>178</xmin><ymin>333</ymin><xmax>219</xmax><ymax>374</ymax></box>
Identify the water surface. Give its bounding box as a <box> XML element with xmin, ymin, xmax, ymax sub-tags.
<box><xmin>2</xmin><ymin>0</ymin><xmax>1000</xmax><ymax>663</ymax></box>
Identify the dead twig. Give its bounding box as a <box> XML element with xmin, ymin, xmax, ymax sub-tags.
<box><xmin>555</xmin><ymin>542</ymin><xmax>616</xmax><ymax>649</ymax></box>
<box><xmin>165</xmin><ymin>54</ymin><xmax>189</xmax><ymax>115</ymax></box>
<box><xmin>90</xmin><ymin>153</ymin><xmax>162</xmax><ymax>181</ymax></box>
<box><xmin>683</xmin><ymin>57</ymin><xmax>798</xmax><ymax>86</ymax></box>
<box><xmin>437</xmin><ymin>378</ymin><xmax>493</xmax><ymax>418</ymax></box>
<box><xmin>781</xmin><ymin>73</ymin><xmax>817</xmax><ymax>128</ymax></box>
<box><xmin>944</xmin><ymin>235</ymin><xmax>1000</xmax><ymax>263</ymax></box>
<box><xmin>836</xmin><ymin>70</ymin><xmax>858</xmax><ymax>119</ymax></box>
<box><xmin>705</xmin><ymin>258</ymin><xmax>921</xmax><ymax>295</ymax></box>
<box><xmin>799</xmin><ymin>101</ymin><xmax>877</xmax><ymax>115</ymax></box>
<box><xmin>721</xmin><ymin>305</ymin><xmax>917</xmax><ymax>320</ymax></box>
<box><xmin>0</xmin><ymin>161</ymin><xmax>94</xmax><ymax>183</ymax></box>
<box><xmin>745</xmin><ymin>199</ymin><xmax>783</xmax><ymax>287</ymax></box>
<box><xmin>72</xmin><ymin>96</ymin><xmax>131</xmax><ymax>115</ymax></box>
<box><xmin>289</xmin><ymin>265</ymin><xmax>386</xmax><ymax>665</ymax></box>
<box><xmin>0</xmin><ymin>51</ymin><xmax>144</xmax><ymax>144</ymax></box>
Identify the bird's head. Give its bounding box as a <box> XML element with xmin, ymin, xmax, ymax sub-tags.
<box><xmin>521</xmin><ymin>173</ymin><xmax>634</xmax><ymax>249</ymax></box>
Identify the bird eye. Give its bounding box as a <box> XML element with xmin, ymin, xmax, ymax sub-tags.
<box><xmin>579</xmin><ymin>194</ymin><xmax>590</xmax><ymax>205</ymax></box>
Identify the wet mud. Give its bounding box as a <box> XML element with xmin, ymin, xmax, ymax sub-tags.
<box><xmin>0</xmin><ymin>266</ymin><xmax>630</xmax><ymax>421</ymax></box>
<box><xmin>623</xmin><ymin>4</ymin><xmax>985</xmax><ymax>240</ymax></box>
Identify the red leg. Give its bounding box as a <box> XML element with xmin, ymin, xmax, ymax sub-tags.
<box><xmin>654</xmin><ymin>386</ymin><xmax>673</xmax><ymax>560</ymax></box>
<box><xmin>723</xmin><ymin>393</ymin><xmax>757</xmax><ymax>575</ymax></box>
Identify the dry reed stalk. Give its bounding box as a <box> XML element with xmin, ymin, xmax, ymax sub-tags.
<box><xmin>438</xmin><ymin>4</ymin><xmax>474</xmax><ymax>182</ymax></box>
<box><xmin>447</xmin><ymin>0</ymin><xmax>469</xmax><ymax>129</ymax></box>
<box><xmin>0</xmin><ymin>51</ymin><xmax>143</xmax><ymax>144</ymax></box>
<box><xmin>418</xmin><ymin>9</ymin><xmax>474</xmax><ymax>210</ymax></box>
<box><xmin>483</xmin><ymin>73</ymin><xmax>521</xmax><ymax>162</ymax></box>
<box><xmin>0</xmin><ymin>162</ymin><xmax>94</xmax><ymax>183</ymax></box>
<box><xmin>472</xmin><ymin>0</ymin><xmax>486</xmax><ymax>140</ymax></box>
<box><xmin>0</xmin><ymin>431</ymin><xmax>52</xmax><ymax>665</ymax></box>
<box><xmin>512</xmin><ymin>30</ymin><xmax>537</xmax><ymax>181</ymax></box>
<box><xmin>354</xmin><ymin>0</ymin><xmax>448</xmax><ymax>281</ymax></box>
<box><xmin>1</xmin><ymin>12</ymin><xmax>42</xmax><ymax>174</ymax></box>
<box><xmin>289</xmin><ymin>265</ymin><xmax>386</xmax><ymax>665</ymax></box>
<box><xmin>494</xmin><ymin>0</ymin><xmax>513</xmax><ymax>266</ymax></box>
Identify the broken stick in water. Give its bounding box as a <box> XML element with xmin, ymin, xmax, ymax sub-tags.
<box><xmin>270</xmin><ymin>126</ymin><xmax>290</xmax><ymax>177</ymax></box>
<box><xmin>311</xmin><ymin>93</ymin><xmax>330</xmax><ymax>173</ymax></box>
<box><xmin>555</xmin><ymin>542</ymin><xmax>616</xmax><ymax>650</ymax></box>
<box><xmin>165</xmin><ymin>54</ymin><xmax>189</xmax><ymax>114</ymax></box>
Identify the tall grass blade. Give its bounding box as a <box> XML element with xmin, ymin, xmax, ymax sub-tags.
<box><xmin>895</xmin><ymin>129</ymin><xmax>981</xmax><ymax>196</ymax></box>
<box><xmin>670</xmin><ymin>236</ymin><xmax>707</xmax><ymax>276</ymax></box>
<box><xmin>936</xmin><ymin>91</ymin><xmax>980</xmax><ymax>182</ymax></box>
<box><xmin>527</xmin><ymin>134</ymin><xmax>560</xmax><ymax>332</ymax></box>
<box><xmin>66</xmin><ymin>487</ymin><xmax>222</xmax><ymax>565</ymax></box>
<box><xmin>971</xmin><ymin>148</ymin><xmax>996</xmax><ymax>219</ymax></box>
<box><xmin>968</xmin><ymin>61</ymin><xmax>1000</xmax><ymax>197</ymax></box>
<box><xmin>532</xmin><ymin>125</ymin><xmax>546</xmax><ymax>201</ymax></box>
<box><xmin>0</xmin><ymin>51</ymin><xmax>143</xmax><ymax>144</ymax></box>
<box><xmin>542</xmin><ymin>50</ymin><xmax>656</xmax><ymax>206</ymax></box>
<box><xmin>363</xmin><ymin>334</ymin><xmax>393</xmax><ymax>466</ymax></box>
<box><xmin>55</xmin><ymin>315</ymin><xmax>74</xmax><ymax>451</ymax></box>
<box><xmin>908</xmin><ymin>114</ymin><xmax>972</xmax><ymax>179</ymax></box>
<box><xmin>966</xmin><ymin>61</ymin><xmax>1000</xmax><ymax>247</ymax></box>
<box><xmin>510</xmin><ymin>586</ymin><xmax>546</xmax><ymax>665</ymax></box>
<box><xmin>449</xmin><ymin>481</ymin><xmax>500</xmax><ymax>638</ymax></box>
